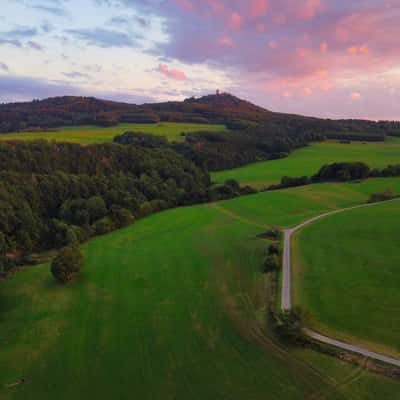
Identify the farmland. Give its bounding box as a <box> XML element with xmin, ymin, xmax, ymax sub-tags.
<box><xmin>292</xmin><ymin>199</ymin><xmax>400</xmax><ymax>358</ymax></box>
<box><xmin>212</xmin><ymin>139</ymin><xmax>400</xmax><ymax>188</ymax></box>
<box><xmin>1</xmin><ymin>178</ymin><xmax>400</xmax><ymax>399</ymax></box>
<box><xmin>0</xmin><ymin>122</ymin><xmax>227</xmax><ymax>144</ymax></box>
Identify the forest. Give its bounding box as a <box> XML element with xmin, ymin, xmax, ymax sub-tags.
<box><xmin>0</xmin><ymin>140</ymin><xmax>211</xmax><ymax>273</ymax></box>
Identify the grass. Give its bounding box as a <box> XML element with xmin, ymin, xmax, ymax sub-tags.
<box><xmin>0</xmin><ymin>122</ymin><xmax>227</xmax><ymax>144</ymax></box>
<box><xmin>212</xmin><ymin>139</ymin><xmax>400</xmax><ymax>188</ymax></box>
<box><xmin>292</xmin><ymin>199</ymin><xmax>400</xmax><ymax>358</ymax></box>
<box><xmin>1</xmin><ymin>178</ymin><xmax>400</xmax><ymax>399</ymax></box>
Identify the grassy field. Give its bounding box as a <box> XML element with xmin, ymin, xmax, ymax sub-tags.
<box><xmin>0</xmin><ymin>122</ymin><xmax>227</xmax><ymax>144</ymax></box>
<box><xmin>1</xmin><ymin>178</ymin><xmax>400</xmax><ymax>399</ymax></box>
<box><xmin>292</xmin><ymin>199</ymin><xmax>400</xmax><ymax>358</ymax></box>
<box><xmin>212</xmin><ymin>140</ymin><xmax>400</xmax><ymax>188</ymax></box>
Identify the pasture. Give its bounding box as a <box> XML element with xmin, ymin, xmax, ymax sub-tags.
<box><xmin>1</xmin><ymin>178</ymin><xmax>400</xmax><ymax>399</ymax></box>
<box><xmin>292</xmin><ymin>199</ymin><xmax>400</xmax><ymax>358</ymax></box>
<box><xmin>0</xmin><ymin>122</ymin><xmax>227</xmax><ymax>144</ymax></box>
<box><xmin>212</xmin><ymin>139</ymin><xmax>400</xmax><ymax>188</ymax></box>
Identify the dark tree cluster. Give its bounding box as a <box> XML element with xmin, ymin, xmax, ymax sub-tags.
<box><xmin>269</xmin><ymin>162</ymin><xmax>400</xmax><ymax>191</ymax></box>
<box><xmin>0</xmin><ymin>140</ymin><xmax>210</xmax><ymax>274</ymax></box>
<box><xmin>368</xmin><ymin>189</ymin><xmax>398</xmax><ymax>203</ymax></box>
<box><xmin>263</xmin><ymin>243</ymin><xmax>281</xmax><ymax>273</ymax></box>
<box><xmin>114</xmin><ymin>129</ymin><xmax>322</xmax><ymax>173</ymax></box>
<box><xmin>180</xmin><ymin>130</ymin><xmax>324</xmax><ymax>172</ymax></box>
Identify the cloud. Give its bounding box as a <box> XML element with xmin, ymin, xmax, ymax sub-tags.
<box><xmin>0</xmin><ymin>39</ymin><xmax>22</xmax><ymax>48</ymax></box>
<box><xmin>63</xmin><ymin>71</ymin><xmax>90</xmax><ymax>80</ymax></box>
<box><xmin>229</xmin><ymin>12</ymin><xmax>242</xmax><ymax>30</ymax></box>
<box><xmin>217</xmin><ymin>36</ymin><xmax>233</xmax><ymax>47</ymax></box>
<box><xmin>0</xmin><ymin>74</ymin><xmax>155</xmax><ymax>104</ymax></box>
<box><xmin>65</xmin><ymin>28</ymin><xmax>137</xmax><ymax>48</ymax></box>
<box><xmin>158</xmin><ymin>64</ymin><xmax>186</xmax><ymax>80</ymax></box>
<box><xmin>0</xmin><ymin>62</ymin><xmax>9</xmax><ymax>73</ymax></box>
<box><xmin>109</xmin><ymin>15</ymin><xmax>150</xmax><ymax>28</ymax></box>
<box><xmin>351</xmin><ymin>92</ymin><xmax>362</xmax><ymax>100</ymax></box>
<box><xmin>30</xmin><ymin>5</ymin><xmax>67</xmax><ymax>16</ymax></box>
<box><xmin>27</xmin><ymin>41</ymin><xmax>44</xmax><ymax>51</ymax></box>
<box><xmin>1</xmin><ymin>26</ymin><xmax>38</xmax><ymax>38</ymax></box>
<box><xmin>249</xmin><ymin>0</ymin><xmax>269</xmax><ymax>18</ymax></box>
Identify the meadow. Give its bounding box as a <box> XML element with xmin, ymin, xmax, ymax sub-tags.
<box><xmin>292</xmin><ymin>199</ymin><xmax>400</xmax><ymax>358</ymax></box>
<box><xmin>212</xmin><ymin>139</ymin><xmax>400</xmax><ymax>188</ymax></box>
<box><xmin>1</xmin><ymin>178</ymin><xmax>400</xmax><ymax>399</ymax></box>
<box><xmin>0</xmin><ymin>122</ymin><xmax>227</xmax><ymax>144</ymax></box>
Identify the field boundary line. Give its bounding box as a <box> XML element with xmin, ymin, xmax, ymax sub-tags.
<box><xmin>281</xmin><ymin>198</ymin><xmax>400</xmax><ymax>367</ymax></box>
<box><xmin>209</xmin><ymin>203</ymin><xmax>270</xmax><ymax>230</ymax></box>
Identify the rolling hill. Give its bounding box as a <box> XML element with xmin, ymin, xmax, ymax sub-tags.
<box><xmin>1</xmin><ymin>93</ymin><xmax>398</xmax><ymax>140</ymax></box>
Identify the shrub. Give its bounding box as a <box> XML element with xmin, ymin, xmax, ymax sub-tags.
<box><xmin>268</xmin><ymin>243</ymin><xmax>281</xmax><ymax>256</ymax></box>
<box><xmin>263</xmin><ymin>254</ymin><xmax>280</xmax><ymax>273</ymax></box>
<box><xmin>368</xmin><ymin>189</ymin><xmax>397</xmax><ymax>203</ymax></box>
<box><xmin>51</xmin><ymin>246</ymin><xmax>84</xmax><ymax>283</ymax></box>
<box><xmin>275</xmin><ymin>307</ymin><xmax>307</xmax><ymax>344</ymax></box>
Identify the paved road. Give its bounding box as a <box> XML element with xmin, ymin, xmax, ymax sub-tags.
<box><xmin>305</xmin><ymin>330</ymin><xmax>400</xmax><ymax>367</ymax></box>
<box><xmin>280</xmin><ymin>198</ymin><xmax>400</xmax><ymax>367</ymax></box>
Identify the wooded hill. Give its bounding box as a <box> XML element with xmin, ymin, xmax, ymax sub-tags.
<box><xmin>1</xmin><ymin>93</ymin><xmax>399</xmax><ymax>138</ymax></box>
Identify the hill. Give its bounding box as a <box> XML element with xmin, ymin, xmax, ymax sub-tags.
<box><xmin>1</xmin><ymin>93</ymin><xmax>399</xmax><ymax>139</ymax></box>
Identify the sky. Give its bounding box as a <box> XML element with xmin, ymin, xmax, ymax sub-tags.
<box><xmin>0</xmin><ymin>0</ymin><xmax>399</xmax><ymax>120</ymax></box>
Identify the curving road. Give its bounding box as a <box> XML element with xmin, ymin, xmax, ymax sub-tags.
<box><xmin>281</xmin><ymin>198</ymin><xmax>400</xmax><ymax>367</ymax></box>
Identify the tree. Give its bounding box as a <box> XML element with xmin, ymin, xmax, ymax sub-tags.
<box><xmin>275</xmin><ymin>307</ymin><xmax>307</xmax><ymax>343</ymax></box>
<box><xmin>268</xmin><ymin>243</ymin><xmax>280</xmax><ymax>256</ymax></box>
<box><xmin>51</xmin><ymin>246</ymin><xmax>84</xmax><ymax>283</ymax></box>
<box><xmin>263</xmin><ymin>254</ymin><xmax>280</xmax><ymax>272</ymax></box>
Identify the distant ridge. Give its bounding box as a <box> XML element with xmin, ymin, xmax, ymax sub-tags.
<box><xmin>0</xmin><ymin>92</ymin><xmax>399</xmax><ymax>136</ymax></box>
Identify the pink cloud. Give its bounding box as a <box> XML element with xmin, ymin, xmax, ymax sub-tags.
<box><xmin>297</xmin><ymin>0</ymin><xmax>322</xmax><ymax>20</ymax></box>
<box><xmin>256</xmin><ymin>23</ymin><xmax>266</xmax><ymax>32</ymax></box>
<box><xmin>351</xmin><ymin>92</ymin><xmax>362</xmax><ymax>100</ymax></box>
<box><xmin>217</xmin><ymin>36</ymin><xmax>234</xmax><ymax>46</ymax></box>
<box><xmin>249</xmin><ymin>0</ymin><xmax>269</xmax><ymax>18</ymax></box>
<box><xmin>158</xmin><ymin>65</ymin><xmax>186</xmax><ymax>81</ymax></box>
<box><xmin>207</xmin><ymin>0</ymin><xmax>224</xmax><ymax>14</ymax></box>
<box><xmin>272</xmin><ymin>14</ymin><xmax>287</xmax><ymax>25</ymax></box>
<box><xmin>229</xmin><ymin>12</ymin><xmax>243</xmax><ymax>30</ymax></box>
<box><xmin>269</xmin><ymin>40</ymin><xmax>279</xmax><ymax>49</ymax></box>
<box><xmin>347</xmin><ymin>45</ymin><xmax>370</xmax><ymax>55</ymax></box>
<box><xmin>320</xmin><ymin>42</ymin><xmax>328</xmax><ymax>53</ymax></box>
<box><xmin>175</xmin><ymin>0</ymin><xmax>194</xmax><ymax>11</ymax></box>
<box><xmin>303</xmin><ymin>87</ymin><xmax>313</xmax><ymax>96</ymax></box>
<box><xmin>150</xmin><ymin>0</ymin><xmax>400</xmax><ymax>119</ymax></box>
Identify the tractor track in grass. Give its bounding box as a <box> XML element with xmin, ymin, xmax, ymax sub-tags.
<box><xmin>281</xmin><ymin>198</ymin><xmax>400</xmax><ymax>368</ymax></box>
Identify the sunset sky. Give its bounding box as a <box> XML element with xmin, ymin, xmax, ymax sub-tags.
<box><xmin>0</xmin><ymin>0</ymin><xmax>399</xmax><ymax>119</ymax></box>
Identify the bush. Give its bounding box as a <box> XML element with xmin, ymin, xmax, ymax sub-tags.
<box><xmin>368</xmin><ymin>189</ymin><xmax>397</xmax><ymax>203</ymax></box>
<box><xmin>268</xmin><ymin>243</ymin><xmax>280</xmax><ymax>255</ymax></box>
<box><xmin>51</xmin><ymin>246</ymin><xmax>84</xmax><ymax>283</ymax></box>
<box><xmin>275</xmin><ymin>307</ymin><xmax>307</xmax><ymax>344</ymax></box>
<box><xmin>263</xmin><ymin>254</ymin><xmax>280</xmax><ymax>272</ymax></box>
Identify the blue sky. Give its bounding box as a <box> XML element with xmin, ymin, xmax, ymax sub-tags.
<box><xmin>0</xmin><ymin>0</ymin><xmax>399</xmax><ymax>120</ymax></box>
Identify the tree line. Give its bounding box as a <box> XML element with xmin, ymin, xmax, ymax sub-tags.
<box><xmin>269</xmin><ymin>162</ymin><xmax>400</xmax><ymax>190</ymax></box>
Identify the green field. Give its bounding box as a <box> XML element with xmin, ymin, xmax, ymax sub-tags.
<box><xmin>0</xmin><ymin>122</ymin><xmax>227</xmax><ymax>144</ymax></box>
<box><xmin>212</xmin><ymin>140</ymin><xmax>400</xmax><ymax>188</ymax></box>
<box><xmin>1</xmin><ymin>178</ymin><xmax>400</xmax><ymax>399</ymax></box>
<box><xmin>293</xmin><ymin>200</ymin><xmax>400</xmax><ymax>358</ymax></box>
